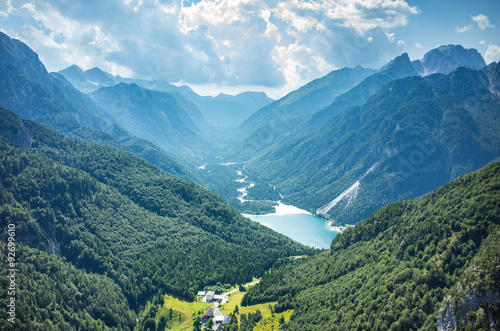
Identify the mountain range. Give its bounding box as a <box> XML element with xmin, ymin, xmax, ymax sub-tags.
<box><xmin>58</xmin><ymin>64</ymin><xmax>273</xmax><ymax>128</ymax></box>
<box><xmin>244</xmin><ymin>64</ymin><xmax>500</xmax><ymax>224</ymax></box>
<box><xmin>227</xmin><ymin>45</ymin><xmax>488</xmax><ymax>162</ymax></box>
<box><xmin>0</xmin><ymin>32</ymin><xmax>202</xmax><ymax>182</ymax></box>
<box><xmin>229</xmin><ymin>45</ymin><xmax>500</xmax><ymax>225</ymax></box>
<box><xmin>1</xmin><ymin>30</ymin><xmax>500</xmax><ymax>330</ymax></box>
<box><xmin>89</xmin><ymin>82</ymin><xmax>216</xmax><ymax>164</ymax></box>
<box><xmin>3</xmin><ymin>30</ymin><xmax>499</xmax><ymax>223</ymax></box>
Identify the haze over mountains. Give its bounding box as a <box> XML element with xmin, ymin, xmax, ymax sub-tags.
<box><xmin>1</xmin><ymin>30</ymin><xmax>500</xmax><ymax>330</ymax></box>
<box><xmin>0</xmin><ymin>32</ymin><xmax>200</xmax><ymax>182</ymax></box>
<box><xmin>59</xmin><ymin>64</ymin><xmax>274</xmax><ymax>128</ymax></box>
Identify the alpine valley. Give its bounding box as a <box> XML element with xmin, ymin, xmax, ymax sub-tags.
<box><xmin>0</xmin><ymin>30</ymin><xmax>499</xmax><ymax>331</ymax></box>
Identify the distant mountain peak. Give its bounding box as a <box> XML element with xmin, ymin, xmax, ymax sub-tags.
<box><xmin>380</xmin><ymin>53</ymin><xmax>418</xmax><ymax>79</ymax></box>
<box><xmin>65</xmin><ymin>64</ymin><xmax>84</xmax><ymax>73</ymax></box>
<box><xmin>84</xmin><ymin>67</ymin><xmax>115</xmax><ymax>85</ymax></box>
<box><xmin>380</xmin><ymin>53</ymin><xmax>414</xmax><ymax>74</ymax></box>
<box><xmin>0</xmin><ymin>32</ymin><xmax>52</xmax><ymax>87</ymax></box>
<box><xmin>421</xmin><ymin>44</ymin><xmax>486</xmax><ymax>75</ymax></box>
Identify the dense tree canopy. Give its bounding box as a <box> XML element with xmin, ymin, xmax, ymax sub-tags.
<box><xmin>0</xmin><ymin>107</ymin><xmax>313</xmax><ymax>329</ymax></box>
<box><xmin>242</xmin><ymin>161</ymin><xmax>500</xmax><ymax>330</ymax></box>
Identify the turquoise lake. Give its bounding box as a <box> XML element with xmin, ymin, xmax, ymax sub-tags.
<box><xmin>247</xmin><ymin>213</ymin><xmax>338</xmax><ymax>249</ymax></box>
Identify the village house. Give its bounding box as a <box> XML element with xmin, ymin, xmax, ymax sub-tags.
<box><xmin>196</xmin><ymin>288</ymin><xmax>231</xmax><ymax>329</ymax></box>
<box><xmin>206</xmin><ymin>291</ymin><xmax>215</xmax><ymax>302</ymax></box>
<box><xmin>202</xmin><ymin>307</ymin><xmax>214</xmax><ymax>321</ymax></box>
<box><xmin>214</xmin><ymin>315</ymin><xmax>230</xmax><ymax>325</ymax></box>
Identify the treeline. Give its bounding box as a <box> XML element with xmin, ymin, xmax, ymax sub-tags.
<box><xmin>242</xmin><ymin>161</ymin><xmax>500</xmax><ymax>330</ymax></box>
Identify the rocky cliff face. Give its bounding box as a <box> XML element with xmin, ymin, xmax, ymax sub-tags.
<box><xmin>0</xmin><ymin>32</ymin><xmax>53</xmax><ymax>89</ymax></box>
<box><xmin>438</xmin><ymin>287</ymin><xmax>500</xmax><ymax>330</ymax></box>
<box><xmin>0</xmin><ymin>106</ymin><xmax>34</xmax><ymax>148</ymax></box>
<box><xmin>419</xmin><ymin>44</ymin><xmax>486</xmax><ymax>75</ymax></box>
<box><xmin>484</xmin><ymin>62</ymin><xmax>500</xmax><ymax>96</ymax></box>
<box><xmin>438</xmin><ymin>228</ymin><xmax>500</xmax><ymax>330</ymax></box>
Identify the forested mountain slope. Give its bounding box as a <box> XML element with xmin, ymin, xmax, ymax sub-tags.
<box><xmin>90</xmin><ymin>83</ymin><xmax>217</xmax><ymax>162</ymax></box>
<box><xmin>242</xmin><ymin>161</ymin><xmax>500</xmax><ymax>330</ymax></box>
<box><xmin>246</xmin><ymin>64</ymin><xmax>500</xmax><ymax>224</ymax></box>
<box><xmin>0</xmin><ymin>242</ymin><xmax>137</xmax><ymax>330</ymax></box>
<box><xmin>0</xmin><ymin>106</ymin><xmax>312</xmax><ymax>329</ymax></box>
<box><xmin>226</xmin><ymin>65</ymin><xmax>377</xmax><ymax>160</ymax></box>
<box><xmin>238</xmin><ymin>65</ymin><xmax>376</xmax><ymax>134</ymax></box>
<box><xmin>0</xmin><ymin>32</ymin><xmax>200</xmax><ymax>181</ymax></box>
<box><xmin>301</xmin><ymin>52</ymin><xmax>418</xmax><ymax>134</ymax></box>
<box><xmin>227</xmin><ymin>45</ymin><xmax>487</xmax><ymax>166</ymax></box>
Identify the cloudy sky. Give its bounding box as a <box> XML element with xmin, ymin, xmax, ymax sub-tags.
<box><xmin>1</xmin><ymin>0</ymin><xmax>499</xmax><ymax>98</ymax></box>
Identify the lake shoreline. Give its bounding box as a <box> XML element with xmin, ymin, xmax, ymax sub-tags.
<box><xmin>242</xmin><ymin>200</ymin><xmax>311</xmax><ymax>217</ymax></box>
<box><xmin>244</xmin><ymin>201</ymin><xmax>351</xmax><ymax>233</ymax></box>
<box><xmin>244</xmin><ymin>201</ymin><xmax>342</xmax><ymax>249</ymax></box>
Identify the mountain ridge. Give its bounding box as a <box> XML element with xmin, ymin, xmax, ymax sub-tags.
<box><xmin>0</xmin><ymin>31</ymin><xmax>200</xmax><ymax>182</ymax></box>
<box><xmin>89</xmin><ymin>82</ymin><xmax>216</xmax><ymax>164</ymax></box>
<box><xmin>241</xmin><ymin>160</ymin><xmax>500</xmax><ymax>330</ymax></box>
<box><xmin>226</xmin><ymin>45</ymin><xmax>488</xmax><ymax>163</ymax></box>
<box><xmin>225</xmin><ymin>65</ymin><xmax>378</xmax><ymax>160</ymax></box>
<box><xmin>244</xmin><ymin>64</ymin><xmax>500</xmax><ymax>224</ymax></box>
<box><xmin>58</xmin><ymin>65</ymin><xmax>274</xmax><ymax>128</ymax></box>
<box><xmin>0</xmin><ymin>105</ymin><xmax>312</xmax><ymax>329</ymax></box>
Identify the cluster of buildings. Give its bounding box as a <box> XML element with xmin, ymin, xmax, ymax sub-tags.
<box><xmin>198</xmin><ymin>291</ymin><xmax>228</xmax><ymax>304</ymax></box>
<box><xmin>197</xmin><ymin>291</ymin><xmax>231</xmax><ymax>329</ymax></box>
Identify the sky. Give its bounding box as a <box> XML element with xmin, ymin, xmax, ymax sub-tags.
<box><xmin>0</xmin><ymin>0</ymin><xmax>499</xmax><ymax>99</ymax></box>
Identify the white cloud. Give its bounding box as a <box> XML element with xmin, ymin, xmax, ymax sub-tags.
<box><xmin>271</xmin><ymin>0</ymin><xmax>419</xmax><ymax>33</ymax></box>
<box><xmin>455</xmin><ymin>25</ymin><xmax>472</xmax><ymax>33</ymax></box>
<box><xmin>274</xmin><ymin>1</ymin><xmax>320</xmax><ymax>33</ymax></box>
<box><xmin>415</xmin><ymin>42</ymin><xmax>422</xmax><ymax>48</ymax></box>
<box><xmin>2</xmin><ymin>0</ymin><xmax>420</xmax><ymax>97</ymax></box>
<box><xmin>0</xmin><ymin>0</ymin><xmax>15</xmax><ymax>16</ymax></box>
<box><xmin>485</xmin><ymin>43</ymin><xmax>500</xmax><ymax>64</ymax></box>
<box><xmin>321</xmin><ymin>0</ymin><xmax>419</xmax><ymax>31</ymax></box>
<box><xmin>260</xmin><ymin>8</ymin><xmax>281</xmax><ymax>42</ymax></box>
<box><xmin>11</xmin><ymin>1</ymin><xmax>130</xmax><ymax>76</ymax></box>
<box><xmin>472</xmin><ymin>14</ymin><xmax>495</xmax><ymax>30</ymax></box>
<box><xmin>178</xmin><ymin>0</ymin><xmax>258</xmax><ymax>34</ymax></box>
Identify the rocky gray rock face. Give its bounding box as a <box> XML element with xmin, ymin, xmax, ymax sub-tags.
<box><xmin>0</xmin><ymin>32</ymin><xmax>53</xmax><ymax>89</ymax></box>
<box><xmin>417</xmin><ymin>44</ymin><xmax>486</xmax><ymax>76</ymax></box>
<box><xmin>438</xmin><ymin>286</ymin><xmax>500</xmax><ymax>331</ymax></box>
<box><xmin>438</xmin><ymin>228</ymin><xmax>500</xmax><ymax>331</ymax></box>
<box><xmin>0</xmin><ymin>106</ymin><xmax>34</xmax><ymax>148</ymax></box>
<box><xmin>484</xmin><ymin>61</ymin><xmax>500</xmax><ymax>96</ymax></box>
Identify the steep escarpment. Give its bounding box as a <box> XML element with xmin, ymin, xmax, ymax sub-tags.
<box><xmin>438</xmin><ymin>227</ymin><xmax>500</xmax><ymax>330</ymax></box>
